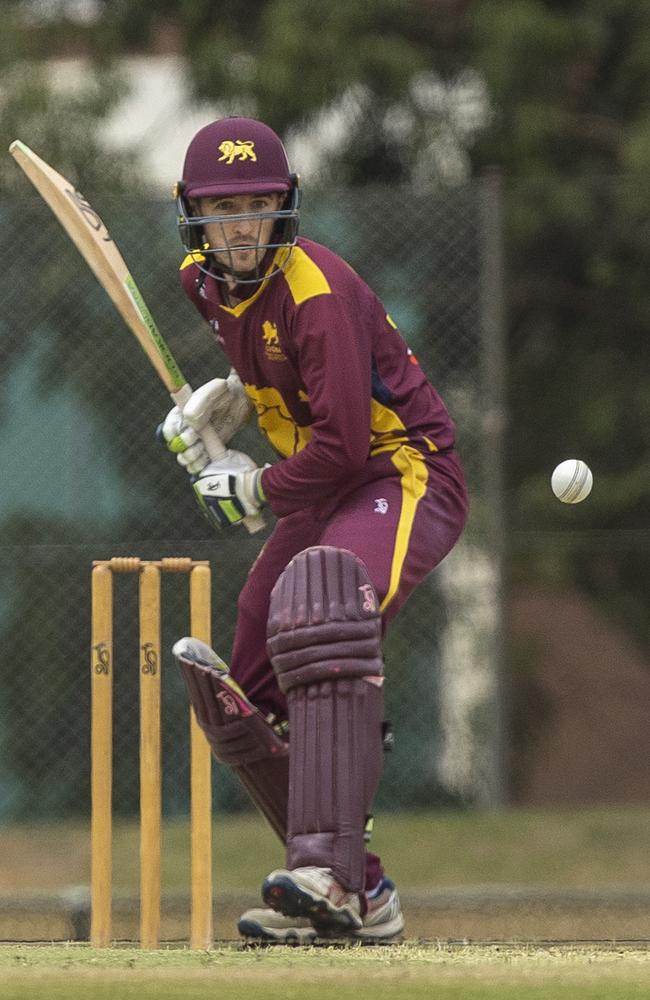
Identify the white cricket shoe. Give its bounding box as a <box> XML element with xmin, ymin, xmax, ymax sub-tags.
<box><xmin>358</xmin><ymin>876</ymin><xmax>405</xmax><ymax>941</ymax></box>
<box><xmin>260</xmin><ymin>866</ymin><xmax>404</xmax><ymax>940</ymax></box>
<box><xmin>237</xmin><ymin>907</ymin><xmax>317</xmax><ymax>944</ymax></box>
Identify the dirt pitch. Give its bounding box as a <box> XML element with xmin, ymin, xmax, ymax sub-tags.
<box><xmin>4</xmin><ymin>810</ymin><xmax>650</xmax><ymax>945</ymax></box>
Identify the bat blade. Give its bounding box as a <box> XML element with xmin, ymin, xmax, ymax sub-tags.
<box><xmin>9</xmin><ymin>139</ymin><xmax>186</xmax><ymax>394</ymax></box>
<box><xmin>9</xmin><ymin>140</ymin><xmax>265</xmax><ymax>534</ymax></box>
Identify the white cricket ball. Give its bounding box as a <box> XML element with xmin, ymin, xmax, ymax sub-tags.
<box><xmin>551</xmin><ymin>459</ymin><xmax>593</xmax><ymax>504</ymax></box>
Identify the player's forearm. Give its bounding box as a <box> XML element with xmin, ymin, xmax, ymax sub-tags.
<box><xmin>261</xmin><ymin>427</ymin><xmax>368</xmax><ymax>517</ymax></box>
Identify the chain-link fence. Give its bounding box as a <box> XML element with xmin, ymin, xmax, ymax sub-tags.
<box><xmin>0</xmin><ymin>179</ymin><xmax>504</xmax><ymax>830</ymax></box>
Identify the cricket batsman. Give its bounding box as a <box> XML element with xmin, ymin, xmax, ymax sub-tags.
<box><xmin>163</xmin><ymin>116</ymin><xmax>469</xmax><ymax>942</ymax></box>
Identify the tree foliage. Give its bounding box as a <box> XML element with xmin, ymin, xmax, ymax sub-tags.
<box><xmin>101</xmin><ymin>0</ymin><xmax>479</xmax><ymax>186</ymax></box>
<box><xmin>2</xmin><ymin>0</ymin><xmax>649</xmax><ymax>648</ymax></box>
<box><xmin>470</xmin><ymin>1</ymin><xmax>650</xmax><ymax>646</ymax></box>
<box><xmin>0</xmin><ymin>2</ymin><xmax>648</xmax><ymax>824</ymax></box>
<box><xmin>0</xmin><ymin>2</ymin><xmax>137</xmax><ymax>197</ymax></box>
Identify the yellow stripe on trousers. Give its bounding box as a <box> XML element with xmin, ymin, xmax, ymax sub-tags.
<box><xmin>380</xmin><ymin>445</ymin><xmax>429</xmax><ymax>613</ymax></box>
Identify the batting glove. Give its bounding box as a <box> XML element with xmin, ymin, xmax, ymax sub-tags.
<box><xmin>193</xmin><ymin>453</ymin><xmax>268</xmax><ymax>530</ymax></box>
<box><xmin>160</xmin><ymin>370</ymin><xmax>254</xmax><ymax>475</ymax></box>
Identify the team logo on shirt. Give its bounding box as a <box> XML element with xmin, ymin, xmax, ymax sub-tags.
<box><xmin>218</xmin><ymin>139</ymin><xmax>257</xmax><ymax>164</ymax></box>
<box><xmin>262</xmin><ymin>321</ymin><xmax>286</xmax><ymax>362</ymax></box>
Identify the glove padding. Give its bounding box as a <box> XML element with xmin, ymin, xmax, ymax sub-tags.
<box><xmin>161</xmin><ymin>370</ymin><xmax>254</xmax><ymax>475</ymax></box>
<box><xmin>193</xmin><ymin>452</ymin><xmax>267</xmax><ymax>530</ymax></box>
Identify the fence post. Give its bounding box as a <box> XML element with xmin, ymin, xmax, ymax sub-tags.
<box><xmin>478</xmin><ymin>168</ymin><xmax>508</xmax><ymax>806</ymax></box>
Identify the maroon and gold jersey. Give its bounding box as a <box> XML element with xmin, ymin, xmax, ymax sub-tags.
<box><xmin>180</xmin><ymin>237</ymin><xmax>456</xmax><ymax>516</ymax></box>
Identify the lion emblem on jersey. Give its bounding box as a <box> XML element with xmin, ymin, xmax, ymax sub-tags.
<box><xmin>262</xmin><ymin>321</ymin><xmax>279</xmax><ymax>346</ymax></box>
<box><xmin>218</xmin><ymin>140</ymin><xmax>257</xmax><ymax>164</ymax></box>
<box><xmin>262</xmin><ymin>321</ymin><xmax>286</xmax><ymax>362</ymax></box>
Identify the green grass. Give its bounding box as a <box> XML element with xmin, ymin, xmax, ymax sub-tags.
<box><xmin>3</xmin><ymin>806</ymin><xmax>650</xmax><ymax>895</ymax></box>
<box><xmin>1</xmin><ymin>943</ymin><xmax>650</xmax><ymax>1000</ymax></box>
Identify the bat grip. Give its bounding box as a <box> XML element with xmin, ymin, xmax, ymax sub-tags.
<box><xmin>199</xmin><ymin>422</ymin><xmax>227</xmax><ymax>461</ymax></box>
<box><xmin>172</xmin><ymin>384</ymin><xmax>266</xmax><ymax>535</ymax></box>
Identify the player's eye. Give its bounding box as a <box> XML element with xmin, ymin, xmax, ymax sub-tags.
<box><xmin>209</xmin><ymin>200</ymin><xmax>234</xmax><ymax>213</ymax></box>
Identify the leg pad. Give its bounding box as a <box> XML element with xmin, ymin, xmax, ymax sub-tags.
<box><xmin>174</xmin><ymin>638</ymin><xmax>288</xmax><ymax>842</ymax></box>
<box><xmin>286</xmin><ymin>676</ymin><xmax>384</xmax><ymax>890</ymax></box>
<box><xmin>267</xmin><ymin>546</ymin><xmax>383</xmax><ymax>692</ymax></box>
<box><xmin>267</xmin><ymin>548</ymin><xmax>385</xmax><ymax>891</ymax></box>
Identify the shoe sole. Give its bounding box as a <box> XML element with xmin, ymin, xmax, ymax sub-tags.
<box><xmin>238</xmin><ymin>917</ymin><xmax>317</xmax><ymax>945</ymax></box>
<box><xmin>262</xmin><ymin>874</ymin><xmax>361</xmax><ymax>936</ymax></box>
<box><xmin>353</xmin><ymin>913</ymin><xmax>405</xmax><ymax>941</ymax></box>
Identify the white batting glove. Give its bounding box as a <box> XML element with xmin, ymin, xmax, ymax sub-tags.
<box><xmin>160</xmin><ymin>370</ymin><xmax>254</xmax><ymax>475</ymax></box>
<box><xmin>193</xmin><ymin>452</ymin><xmax>268</xmax><ymax>530</ymax></box>
<box><xmin>161</xmin><ymin>407</ymin><xmax>208</xmax><ymax>474</ymax></box>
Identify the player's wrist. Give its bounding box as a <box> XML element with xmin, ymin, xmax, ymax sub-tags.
<box><xmin>254</xmin><ymin>466</ymin><xmax>268</xmax><ymax>505</ymax></box>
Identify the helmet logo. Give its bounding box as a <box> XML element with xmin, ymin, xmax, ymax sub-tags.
<box><xmin>218</xmin><ymin>139</ymin><xmax>257</xmax><ymax>164</ymax></box>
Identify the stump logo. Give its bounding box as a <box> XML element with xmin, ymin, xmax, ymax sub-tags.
<box><xmin>218</xmin><ymin>139</ymin><xmax>257</xmax><ymax>164</ymax></box>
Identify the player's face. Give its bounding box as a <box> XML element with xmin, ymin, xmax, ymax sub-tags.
<box><xmin>195</xmin><ymin>193</ymin><xmax>284</xmax><ymax>275</ymax></box>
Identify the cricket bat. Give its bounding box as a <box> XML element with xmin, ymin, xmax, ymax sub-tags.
<box><xmin>8</xmin><ymin>139</ymin><xmax>264</xmax><ymax>534</ymax></box>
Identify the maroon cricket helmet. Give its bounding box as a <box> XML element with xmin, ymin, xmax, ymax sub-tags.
<box><xmin>182</xmin><ymin>117</ymin><xmax>293</xmax><ymax>197</ymax></box>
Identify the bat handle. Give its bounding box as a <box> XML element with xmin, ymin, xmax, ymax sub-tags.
<box><xmin>172</xmin><ymin>384</ymin><xmax>266</xmax><ymax>535</ymax></box>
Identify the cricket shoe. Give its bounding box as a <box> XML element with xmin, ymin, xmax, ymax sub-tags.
<box><xmin>356</xmin><ymin>876</ymin><xmax>405</xmax><ymax>941</ymax></box>
<box><xmin>237</xmin><ymin>907</ymin><xmax>317</xmax><ymax>945</ymax></box>
<box><xmin>261</xmin><ymin>866</ymin><xmax>404</xmax><ymax>940</ymax></box>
